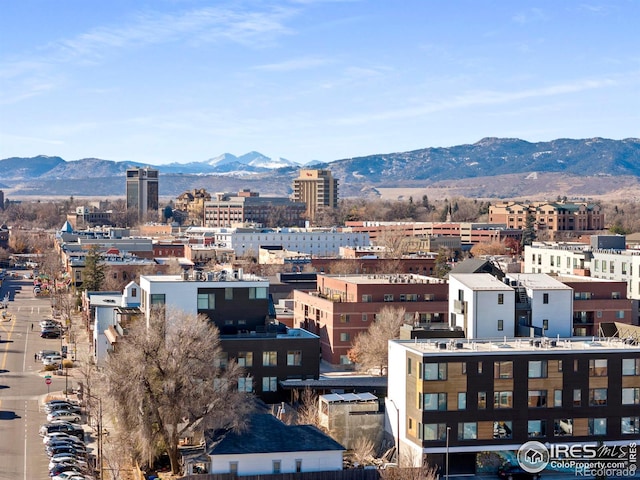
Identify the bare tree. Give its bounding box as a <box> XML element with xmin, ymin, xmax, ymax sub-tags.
<box><xmin>104</xmin><ymin>308</ymin><xmax>255</xmax><ymax>474</ymax></box>
<box><xmin>292</xmin><ymin>386</ymin><xmax>321</xmax><ymax>427</ymax></box>
<box><xmin>380</xmin><ymin>457</ymin><xmax>439</xmax><ymax>480</ymax></box>
<box><xmin>349</xmin><ymin>436</ymin><xmax>376</xmax><ymax>467</ymax></box>
<box><xmin>347</xmin><ymin>306</ymin><xmax>406</xmax><ymax>374</ymax></box>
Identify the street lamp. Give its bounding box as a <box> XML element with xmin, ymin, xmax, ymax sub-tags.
<box><xmin>388</xmin><ymin>398</ymin><xmax>400</xmax><ymax>465</ymax></box>
<box><xmin>445</xmin><ymin>425</ymin><xmax>451</xmax><ymax>480</ymax></box>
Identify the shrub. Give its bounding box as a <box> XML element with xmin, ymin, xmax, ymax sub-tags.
<box><xmin>43</xmin><ymin>364</ymin><xmax>58</xmax><ymax>372</ymax></box>
<box><xmin>62</xmin><ymin>359</ymin><xmax>74</xmax><ymax>369</ymax></box>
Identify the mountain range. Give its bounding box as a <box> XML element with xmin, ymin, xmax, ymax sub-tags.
<box><xmin>1</xmin><ymin>137</ymin><xmax>639</xmax><ymax>200</ymax></box>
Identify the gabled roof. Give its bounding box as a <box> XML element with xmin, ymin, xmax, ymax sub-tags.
<box><xmin>60</xmin><ymin>220</ymin><xmax>74</xmax><ymax>233</ymax></box>
<box><xmin>206</xmin><ymin>414</ymin><xmax>344</xmax><ymax>455</ymax></box>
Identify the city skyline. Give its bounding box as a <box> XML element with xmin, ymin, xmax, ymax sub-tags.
<box><xmin>1</xmin><ymin>1</ymin><xmax>639</xmax><ymax>165</ymax></box>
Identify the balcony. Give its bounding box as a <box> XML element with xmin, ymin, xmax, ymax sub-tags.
<box><xmin>453</xmin><ymin>299</ymin><xmax>466</xmax><ymax>315</ymax></box>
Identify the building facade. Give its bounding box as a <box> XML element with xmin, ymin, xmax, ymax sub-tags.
<box><xmin>388</xmin><ymin>337</ymin><xmax>640</xmax><ymax>474</ymax></box>
<box><xmin>292</xmin><ymin>169</ymin><xmax>338</xmax><ymax>223</ymax></box>
<box><xmin>126</xmin><ymin>167</ymin><xmax>159</xmax><ymax>222</ymax></box>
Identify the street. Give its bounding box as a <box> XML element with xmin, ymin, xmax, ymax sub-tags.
<box><xmin>0</xmin><ymin>272</ymin><xmax>70</xmax><ymax>479</ymax></box>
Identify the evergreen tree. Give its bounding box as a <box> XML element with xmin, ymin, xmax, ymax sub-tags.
<box><xmin>521</xmin><ymin>211</ymin><xmax>537</xmax><ymax>248</ymax></box>
<box><xmin>82</xmin><ymin>246</ymin><xmax>106</xmax><ymax>291</ymax></box>
<box><xmin>434</xmin><ymin>248</ymin><xmax>451</xmax><ymax>278</ymax></box>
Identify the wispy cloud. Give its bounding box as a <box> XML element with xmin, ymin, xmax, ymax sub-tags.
<box><xmin>513</xmin><ymin>8</ymin><xmax>548</xmax><ymax>24</ymax></box>
<box><xmin>335</xmin><ymin>77</ymin><xmax>618</xmax><ymax>125</ymax></box>
<box><xmin>254</xmin><ymin>56</ymin><xmax>332</xmax><ymax>71</ymax></box>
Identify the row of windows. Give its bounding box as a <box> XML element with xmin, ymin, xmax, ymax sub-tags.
<box><xmin>417</xmin><ymin>417</ymin><xmax>638</xmax><ymax>441</ymax></box>
<box><xmin>412</xmin><ymin>358</ymin><xmax>640</xmax><ymax>379</ymax></box>
<box><xmin>420</xmin><ymin>388</ymin><xmax>640</xmax><ymax>411</ymax></box>
<box><xmin>232</xmin><ymin>350</ymin><xmax>303</xmax><ymax>368</ymax></box>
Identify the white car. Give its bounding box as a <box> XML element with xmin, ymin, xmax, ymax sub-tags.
<box><xmin>43</xmin><ymin>355</ymin><xmax>63</xmax><ymax>366</ymax></box>
<box><xmin>47</xmin><ymin>410</ymin><xmax>82</xmax><ymax>423</ymax></box>
<box><xmin>48</xmin><ymin>455</ymin><xmax>88</xmax><ymax>471</ymax></box>
<box><xmin>43</xmin><ymin>432</ymin><xmax>85</xmax><ymax>445</ymax></box>
<box><xmin>52</xmin><ymin>473</ymin><xmax>89</xmax><ymax>480</ymax></box>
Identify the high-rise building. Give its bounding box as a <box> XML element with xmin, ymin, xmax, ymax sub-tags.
<box><xmin>126</xmin><ymin>167</ymin><xmax>159</xmax><ymax>222</ymax></box>
<box><xmin>292</xmin><ymin>169</ymin><xmax>338</xmax><ymax>223</ymax></box>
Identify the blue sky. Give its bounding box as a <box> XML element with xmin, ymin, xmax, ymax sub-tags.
<box><xmin>1</xmin><ymin>1</ymin><xmax>639</xmax><ymax>165</ymax></box>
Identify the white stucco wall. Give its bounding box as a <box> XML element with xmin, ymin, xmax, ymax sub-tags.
<box><xmin>209</xmin><ymin>450</ymin><xmax>343</xmax><ymax>475</ymax></box>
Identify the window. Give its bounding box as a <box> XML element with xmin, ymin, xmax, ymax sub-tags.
<box><xmin>478</xmin><ymin>361</ymin><xmax>483</xmax><ymax>374</ymax></box>
<box><xmin>558</xmin><ymin>360</ymin><xmax>563</xmax><ymax>372</ymax></box>
<box><xmin>494</xmin><ymin>421</ymin><xmax>513</xmax><ymax>439</ymax></box>
<box><xmin>458</xmin><ymin>392</ymin><xmax>466</xmax><ymax>410</ymax></box>
<box><xmin>543</xmin><ymin>293</ymin><xmax>549</xmax><ymax>304</ymax></box>
<box><xmin>262</xmin><ymin>351</ymin><xmax>277</xmax><ymax>367</ymax></box>
<box><xmin>554</xmin><ymin>389</ymin><xmax>562</xmax><ymax>407</ymax></box>
<box><xmin>362</xmin><ymin>313</ymin><xmax>368</xmax><ymax>322</ymax></box>
<box><xmin>621</xmin><ymin>417</ymin><xmax>640</xmax><ymax>435</ymax></box>
<box><xmin>528</xmin><ymin>390</ymin><xmax>548</xmax><ymax>408</ymax></box>
<box><xmin>295</xmin><ymin>459</ymin><xmax>302</xmax><ymax>473</ymax></box>
<box><xmin>588</xmin><ymin>418</ymin><xmax>607</xmax><ymax>436</ymax></box>
<box><xmin>262</xmin><ymin>376</ymin><xmax>278</xmax><ymax>392</ymax></box>
<box><xmin>214</xmin><ymin>352</ymin><xmax>228</xmax><ymax>369</ymax></box>
<box><xmin>237</xmin><ymin>351</ymin><xmax>253</xmax><ymax>367</ymax></box>
<box><xmin>497</xmin><ymin>319</ymin><xmax>504</xmax><ymax>331</ymax></box>
<box><xmin>421</xmin><ymin>423</ymin><xmax>447</xmax><ymax>441</ymax></box>
<box><xmin>340</xmin><ymin>332</ymin><xmax>350</xmax><ymax>342</ymax></box>
<box><xmin>589</xmin><ymin>388</ymin><xmax>607</xmax><ymax>406</ymax></box>
<box><xmin>478</xmin><ymin>392</ymin><xmax>487</xmax><ymax>409</ymax></box>
<box><xmin>238</xmin><ymin>376</ymin><xmax>253</xmax><ymax>392</ymax></box>
<box><xmin>362</xmin><ymin>294</ymin><xmax>372</xmax><ymax>302</ymax></box>
<box><xmin>528</xmin><ymin>360</ymin><xmax>548</xmax><ymax>378</ymax></box>
<box><xmin>197</xmin><ymin>292</ymin><xmax>214</xmax><ymax>309</ymax></box>
<box><xmin>616</xmin><ymin>310</ymin><xmax>625</xmax><ymax>319</ymax></box>
<box><xmin>287</xmin><ymin>350</ymin><xmax>302</xmax><ymax>366</ymax></box>
<box><xmin>498</xmin><ymin>293</ymin><xmax>504</xmax><ymax>305</ymax></box>
<box><xmin>249</xmin><ymin>287</ymin><xmax>268</xmax><ymax>299</ymax></box>
<box><xmin>384</xmin><ymin>294</ymin><xmax>394</xmax><ymax>302</ymax></box>
<box><xmin>554</xmin><ymin>418</ymin><xmax>573</xmax><ymax>436</ymax></box>
<box><xmin>494</xmin><ymin>391</ymin><xmax>513</xmax><ymax>409</ymax></box>
<box><xmin>494</xmin><ymin>361</ymin><xmax>513</xmax><ymax>379</ymax></box>
<box><xmin>623</xmin><ymin>358</ymin><xmax>640</xmax><ymax>376</ymax></box>
<box><xmin>573</xmin><ymin>389</ymin><xmax>581</xmax><ymax>407</ymax></box>
<box><xmin>407</xmin><ymin>358</ymin><xmax>412</xmax><ymax>375</ymax></box>
<box><xmin>528</xmin><ymin>420</ymin><xmax>546</xmax><ymax>438</ymax></box>
<box><xmin>421</xmin><ymin>393</ymin><xmax>447</xmax><ymax>411</ymax></box>
<box><xmin>131</xmin><ymin>288</ymin><xmax>137</xmax><ymax>297</ymax></box>
<box><xmin>458</xmin><ymin>422</ymin><xmax>477</xmax><ymax>440</ymax></box>
<box><xmin>225</xmin><ymin>287</ymin><xmax>233</xmax><ymax>300</ymax></box>
<box><xmin>543</xmin><ymin>319</ymin><xmax>549</xmax><ymax>330</ymax></box>
<box><xmin>622</xmin><ymin>387</ymin><xmax>640</xmax><ymax>405</ymax></box>
<box><xmin>423</xmin><ymin>363</ymin><xmax>447</xmax><ymax>380</ymax></box>
<box><xmin>339</xmin><ymin>314</ymin><xmax>350</xmax><ymax>323</ymax></box>
<box><xmin>589</xmin><ymin>359</ymin><xmax>607</xmax><ymax>376</ymax></box>
<box><xmin>229</xmin><ymin>462</ymin><xmax>238</xmax><ymax>474</ymax></box>
<box><xmin>272</xmin><ymin>460</ymin><xmax>281</xmax><ymax>474</ymax></box>
<box><xmin>150</xmin><ymin>293</ymin><xmax>165</xmax><ymax>306</ymax></box>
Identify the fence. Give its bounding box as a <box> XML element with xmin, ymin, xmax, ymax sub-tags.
<box><xmin>179</xmin><ymin>469</ymin><xmax>383</xmax><ymax>480</ymax></box>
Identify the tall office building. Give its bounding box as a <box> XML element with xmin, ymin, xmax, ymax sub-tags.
<box><xmin>126</xmin><ymin>167</ymin><xmax>159</xmax><ymax>222</ymax></box>
<box><xmin>292</xmin><ymin>169</ymin><xmax>338</xmax><ymax>223</ymax></box>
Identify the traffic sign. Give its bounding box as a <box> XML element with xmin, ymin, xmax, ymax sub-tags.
<box><xmin>44</xmin><ymin>374</ymin><xmax>51</xmax><ymax>379</ymax></box>
<box><xmin>45</xmin><ymin>378</ymin><xmax>52</xmax><ymax>385</ymax></box>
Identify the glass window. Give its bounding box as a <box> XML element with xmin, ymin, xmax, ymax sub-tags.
<box><xmin>494</xmin><ymin>361</ymin><xmax>513</xmax><ymax>379</ymax></box>
<box><xmin>543</xmin><ymin>293</ymin><xmax>549</xmax><ymax>304</ymax></box>
<box><xmin>287</xmin><ymin>350</ymin><xmax>302</xmax><ymax>366</ymax></box>
<box><xmin>423</xmin><ymin>363</ymin><xmax>447</xmax><ymax>380</ymax></box>
<box><xmin>528</xmin><ymin>420</ymin><xmax>546</xmax><ymax>438</ymax></box>
<box><xmin>623</xmin><ymin>358</ymin><xmax>640</xmax><ymax>376</ymax></box>
<box><xmin>237</xmin><ymin>351</ymin><xmax>253</xmax><ymax>367</ymax></box>
<box><xmin>621</xmin><ymin>416</ymin><xmax>640</xmax><ymax>435</ymax></box>
<box><xmin>498</xmin><ymin>293</ymin><xmax>504</xmax><ymax>305</ymax></box>
<box><xmin>229</xmin><ymin>462</ymin><xmax>238</xmax><ymax>474</ymax></box>
<box><xmin>478</xmin><ymin>391</ymin><xmax>487</xmax><ymax>409</ymax></box>
<box><xmin>573</xmin><ymin>389</ymin><xmax>581</xmax><ymax>407</ymax></box>
<box><xmin>622</xmin><ymin>387</ymin><xmax>640</xmax><ymax>405</ymax></box>
<box><xmin>262</xmin><ymin>376</ymin><xmax>278</xmax><ymax>392</ymax></box>
<box><xmin>422</xmin><ymin>393</ymin><xmax>447</xmax><ymax>411</ymax></box>
<box><xmin>494</xmin><ymin>391</ymin><xmax>513</xmax><ymax>409</ymax></box>
<box><xmin>588</xmin><ymin>418</ymin><xmax>607</xmax><ymax>436</ymax></box>
<box><xmin>340</xmin><ymin>332</ymin><xmax>350</xmax><ymax>342</ymax></box>
<box><xmin>589</xmin><ymin>359</ymin><xmax>607</xmax><ymax>377</ymax></box>
<box><xmin>272</xmin><ymin>460</ymin><xmax>281</xmax><ymax>474</ymax></box>
<box><xmin>225</xmin><ymin>287</ymin><xmax>233</xmax><ymax>300</ymax></box>
<box><xmin>458</xmin><ymin>422</ymin><xmax>477</xmax><ymax>440</ymax></box>
<box><xmin>554</xmin><ymin>418</ymin><xmax>573</xmax><ymax>436</ymax></box>
<box><xmin>493</xmin><ymin>421</ymin><xmax>513</xmax><ymax>439</ymax></box>
<box><xmin>543</xmin><ymin>319</ymin><xmax>549</xmax><ymax>330</ymax></box>
<box><xmin>262</xmin><ymin>351</ymin><xmax>277</xmax><ymax>367</ymax></box>
<box><xmin>407</xmin><ymin>358</ymin><xmax>412</xmax><ymax>375</ymax></box>
<box><xmin>238</xmin><ymin>376</ymin><xmax>253</xmax><ymax>392</ymax></box>
<box><xmin>528</xmin><ymin>390</ymin><xmax>548</xmax><ymax>408</ymax></box>
<box><xmin>554</xmin><ymin>389</ymin><xmax>562</xmax><ymax>407</ymax></box>
<box><xmin>616</xmin><ymin>310</ymin><xmax>625</xmax><ymax>319</ymax></box>
<box><xmin>528</xmin><ymin>360</ymin><xmax>547</xmax><ymax>378</ymax></box>
<box><xmin>197</xmin><ymin>292</ymin><xmax>214</xmax><ymax>309</ymax></box>
<box><xmin>421</xmin><ymin>423</ymin><xmax>447</xmax><ymax>441</ymax></box>
<box><xmin>458</xmin><ymin>392</ymin><xmax>466</xmax><ymax>410</ymax></box>
<box><xmin>589</xmin><ymin>388</ymin><xmax>607</xmax><ymax>406</ymax></box>
<box><xmin>497</xmin><ymin>319</ymin><xmax>504</xmax><ymax>331</ymax></box>
<box><xmin>151</xmin><ymin>293</ymin><xmax>166</xmax><ymax>306</ymax></box>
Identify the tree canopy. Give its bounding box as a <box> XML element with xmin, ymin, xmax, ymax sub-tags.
<box><xmin>104</xmin><ymin>308</ymin><xmax>254</xmax><ymax>474</ymax></box>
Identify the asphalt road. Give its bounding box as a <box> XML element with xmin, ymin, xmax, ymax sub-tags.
<box><xmin>0</xmin><ymin>272</ymin><xmax>69</xmax><ymax>480</ymax></box>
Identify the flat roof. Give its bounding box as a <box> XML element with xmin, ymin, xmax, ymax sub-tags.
<box><xmin>449</xmin><ymin>273</ymin><xmax>511</xmax><ymax>290</ymax></box>
<box><xmin>320</xmin><ymin>392</ymin><xmax>378</xmax><ymax>403</ymax></box>
<box><xmin>320</xmin><ymin>273</ymin><xmax>445</xmax><ymax>285</ymax></box>
<box><xmin>507</xmin><ymin>273</ymin><xmax>572</xmax><ymax>290</ymax></box>
<box><xmin>396</xmin><ymin>336</ymin><xmax>640</xmax><ymax>356</ymax></box>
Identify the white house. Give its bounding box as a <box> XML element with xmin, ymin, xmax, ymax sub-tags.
<box><xmin>448</xmin><ymin>273</ymin><xmax>516</xmax><ymax>339</ymax></box>
<box><xmin>188</xmin><ymin>413</ymin><xmax>345</xmax><ymax>476</ymax></box>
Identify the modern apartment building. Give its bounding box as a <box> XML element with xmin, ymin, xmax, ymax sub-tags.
<box><xmin>203</xmin><ymin>190</ymin><xmax>307</xmax><ymax>228</ymax></box>
<box><xmin>489</xmin><ymin>201</ymin><xmax>604</xmax><ymax>235</ymax></box>
<box><xmin>292</xmin><ymin>169</ymin><xmax>338</xmax><ymax>223</ymax></box>
<box><xmin>387</xmin><ymin>336</ymin><xmax>640</xmax><ymax>474</ymax></box>
<box><xmin>293</xmin><ymin>273</ymin><xmax>448</xmax><ymax>365</ymax></box>
<box><xmin>125</xmin><ymin>167</ymin><xmax>159</xmax><ymax>222</ymax></box>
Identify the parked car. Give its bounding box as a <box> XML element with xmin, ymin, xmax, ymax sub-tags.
<box><xmin>497</xmin><ymin>464</ymin><xmax>542</xmax><ymax>480</ymax></box>
<box><xmin>39</xmin><ymin>422</ymin><xmax>84</xmax><ymax>439</ymax></box>
<box><xmin>45</xmin><ymin>439</ymin><xmax>87</xmax><ymax>454</ymax></box>
<box><xmin>43</xmin><ymin>355</ymin><xmax>63</xmax><ymax>366</ymax></box>
<box><xmin>47</xmin><ymin>410</ymin><xmax>82</xmax><ymax>423</ymax></box>
<box><xmin>52</xmin><ymin>472</ymin><xmax>89</xmax><ymax>480</ymax></box>
<box><xmin>43</xmin><ymin>431</ymin><xmax>83</xmax><ymax>445</ymax></box>
<box><xmin>39</xmin><ymin>350</ymin><xmax>60</xmax><ymax>360</ymax></box>
<box><xmin>46</xmin><ymin>444</ymin><xmax>86</xmax><ymax>458</ymax></box>
<box><xmin>40</xmin><ymin>319</ymin><xmax>62</xmax><ymax>329</ymax></box>
<box><xmin>45</xmin><ymin>402</ymin><xmax>81</xmax><ymax>414</ymax></box>
<box><xmin>48</xmin><ymin>463</ymin><xmax>83</xmax><ymax>478</ymax></box>
<box><xmin>48</xmin><ymin>454</ymin><xmax>88</xmax><ymax>471</ymax></box>
<box><xmin>41</xmin><ymin>329</ymin><xmax>61</xmax><ymax>339</ymax></box>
